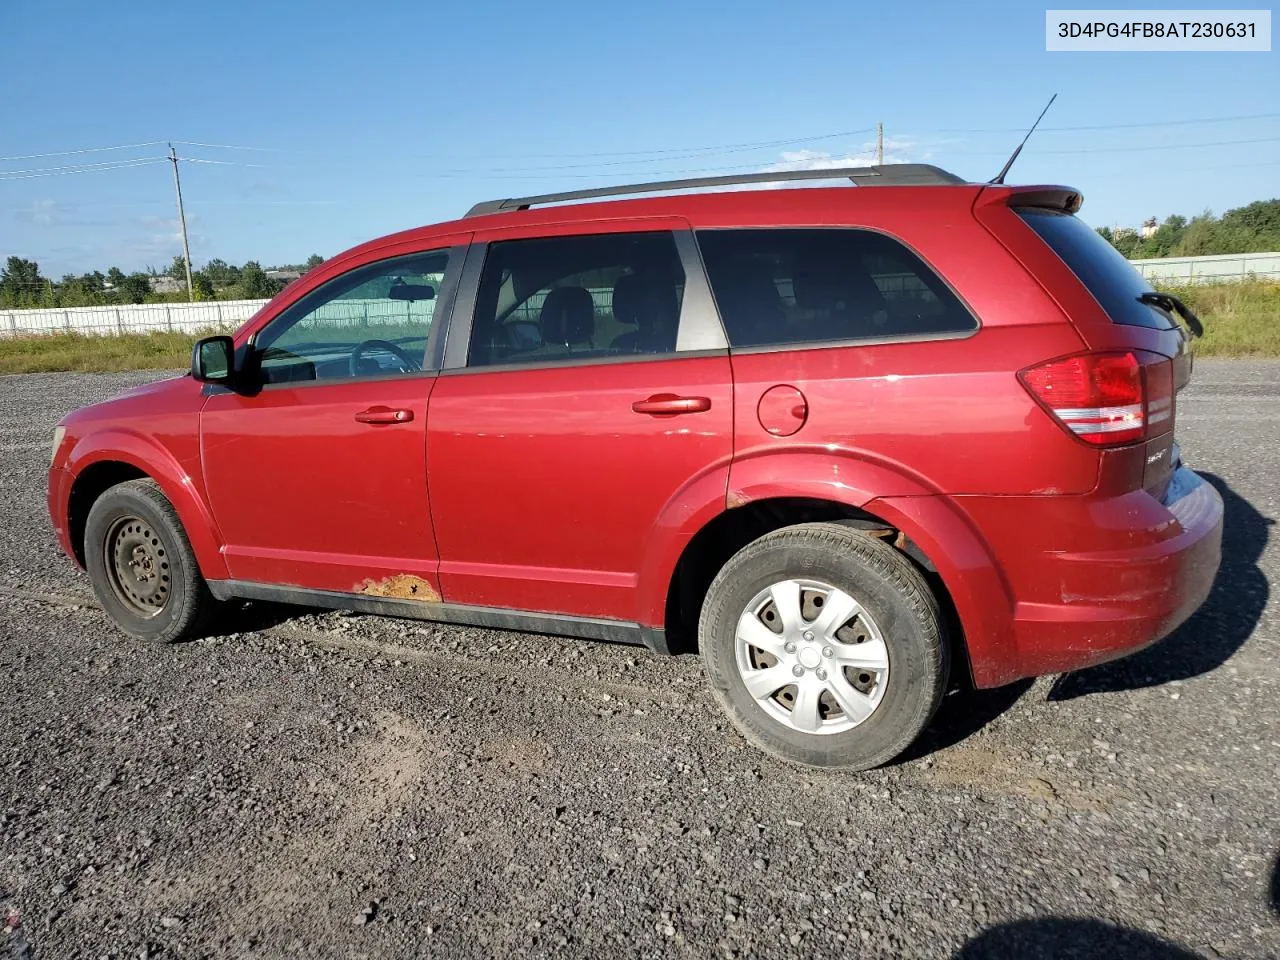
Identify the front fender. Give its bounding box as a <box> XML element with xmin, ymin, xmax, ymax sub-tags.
<box><xmin>64</xmin><ymin>428</ymin><xmax>229</xmax><ymax>580</ymax></box>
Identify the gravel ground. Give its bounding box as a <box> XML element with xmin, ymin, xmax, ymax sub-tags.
<box><xmin>1</xmin><ymin>362</ymin><xmax>1277</xmax><ymax>959</ymax></box>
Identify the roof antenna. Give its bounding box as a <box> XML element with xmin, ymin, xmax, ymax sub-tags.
<box><xmin>990</xmin><ymin>94</ymin><xmax>1058</xmax><ymax>184</ymax></box>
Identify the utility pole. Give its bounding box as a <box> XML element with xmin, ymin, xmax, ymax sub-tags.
<box><xmin>168</xmin><ymin>144</ymin><xmax>194</xmax><ymax>301</ymax></box>
<box><xmin>876</xmin><ymin>122</ymin><xmax>884</xmax><ymax>166</ymax></box>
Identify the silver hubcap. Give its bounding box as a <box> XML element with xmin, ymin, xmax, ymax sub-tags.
<box><xmin>734</xmin><ymin>579</ymin><xmax>889</xmax><ymax>735</ymax></box>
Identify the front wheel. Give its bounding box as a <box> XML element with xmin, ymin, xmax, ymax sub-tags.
<box><xmin>84</xmin><ymin>479</ymin><xmax>216</xmax><ymax>643</ymax></box>
<box><xmin>698</xmin><ymin>523</ymin><xmax>948</xmax><ymax>770</ymax></box>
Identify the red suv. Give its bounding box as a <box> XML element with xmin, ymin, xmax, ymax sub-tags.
<box><xmin>47</xmin><ymin>165</ymin><xmax>1223</xmax><ymax>770</ymax></box>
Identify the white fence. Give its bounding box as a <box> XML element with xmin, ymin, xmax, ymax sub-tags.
<box><xmin>2</xmin><ymin>250</ymin><xmax>1278</xmax><ymax>338</ymax></box>
<box><xmin>0</xmin><ymin>299</ymin><xmax>268</xmax><ymax>338</ymax></box>
<box><xmin>1130</xmin><ymin>251</ymin><xmax>1280</xmax><ymax>284</ymax></box>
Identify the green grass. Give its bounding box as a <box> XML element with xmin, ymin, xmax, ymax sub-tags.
<box><xmin>0</xmin><ymin>331</ymin><xmax>200</xmax><ymax>374</ymax></box>
<box><xmin>1</xmin><ymin>281</ymin><xmax>1277</xmax><ymax>373</ymax></box>
<box><xmin>1162</xmin><ymin>279</ymin><xmax>1280</xmax><ymax>357</ymax></box>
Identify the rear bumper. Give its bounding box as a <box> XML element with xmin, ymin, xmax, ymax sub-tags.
<box><xmin>962</xmin><ymin>466</ymin><xmax>1223</xmax><ymax>684</ymax></box>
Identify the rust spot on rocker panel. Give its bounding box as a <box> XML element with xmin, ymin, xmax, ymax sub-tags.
<box><xmin>356</xmin><ymin>575</ymin><xmax>441</xmax><ymax>603</ymax></box>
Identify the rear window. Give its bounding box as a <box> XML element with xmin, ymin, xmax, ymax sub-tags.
<box><xmin>696</xmin><ymin>228</ymin><xmax>976</xmax><ymax>349</ymax></box>
<box><xmin>1017</xmin><ymin>209</ymin><xmax>1173</xmax><ymax>330</ymax></box>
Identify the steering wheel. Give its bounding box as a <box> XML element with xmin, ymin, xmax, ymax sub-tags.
<box><xmin>349</xmin><ymin>339</ymin><xmax>421</xmax><ymax>377</ymax></box>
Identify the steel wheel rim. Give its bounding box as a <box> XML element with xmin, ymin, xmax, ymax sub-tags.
<box><xmin>734</xmin><ymin>578</ymin><xmax>890</xmax><ymax>735</ymax></box>
<box><xmin>103</xmin><ymin>515</ymin><xmax>171</xmax><ymax>618</ymax></box>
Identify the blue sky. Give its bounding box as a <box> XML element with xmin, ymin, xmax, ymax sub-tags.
<box><xmin>2</xmin><ymin>0</ymin><xmax>1276</xmax><ymax>276</ymax></box>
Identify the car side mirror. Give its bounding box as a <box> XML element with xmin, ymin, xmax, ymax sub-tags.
<box><xmin>191</xmin><ymin>335</ymin><xmax>235</xmax><ymax>384</ymax></box>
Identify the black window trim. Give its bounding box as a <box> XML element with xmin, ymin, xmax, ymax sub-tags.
<box><xmin>693</xmin><ymin>224</ymin><xmax>982</xmax><ymax>355</ymax></box>
<box><xmin>237</xmin><ymin>244</ymin><xmax>468</xmax><ymax>391</ymax></box>
<box><xmin>440</xmin><ymin>227</ymin><xmax>728</xmax><ymax>374</ymax></box>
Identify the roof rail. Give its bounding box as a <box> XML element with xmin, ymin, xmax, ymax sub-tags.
<box><xmin>464</xmin><ymin>164</ymin><xmax>967</xmax><ymax>217</ymax></box>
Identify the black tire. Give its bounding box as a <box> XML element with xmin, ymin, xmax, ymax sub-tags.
<box><xmin>83</xmin><ymin>478</ymin><xmax>216</xmax><ymax>644</ymax></box>
<box><xmin>699</xmin><ymin>522</ymin><xmax>948</xmax><ymax>771</ymax></box>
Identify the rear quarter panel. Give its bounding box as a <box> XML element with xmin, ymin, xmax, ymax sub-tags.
<box><xmin>691</xmin><ymin>187</ymin><xmax>1095</xmax><ymax>499</ymax></box>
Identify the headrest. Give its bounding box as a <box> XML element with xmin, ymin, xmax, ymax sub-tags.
<box><xmin>539</xmin><ymin>286</ymin><xmax>595</xmax><ymax>346</ymax></box>
<box><xmin>612</xmin><ymin>271</ymin><xmax>680</xmax><ymax>330</ymax></box>
<box><xmin>611</xmin><ymin>273</ymin><xmax>643</xmax><ymax>325</ymax></box>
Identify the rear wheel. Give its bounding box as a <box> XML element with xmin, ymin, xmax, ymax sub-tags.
<box><xmin>699</xmin><ymin>522</ymin><xmax>948</xmax><ymax>770</ymax></box>
<box><xmin>84</xmin><ymin>479</ymin><xmax>216</xmax><ymax>643</ymax></box>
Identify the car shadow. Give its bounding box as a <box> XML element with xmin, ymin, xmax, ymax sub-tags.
<box><xmin>953</xmin><ymin>918</ymin><xmax>1202</xmax><ymax>959</ymax></box>
<box><xmin>198</xmin><ymin>599</ymin><xmax>313</xmax><ymax>638</ymax></box>
<box><xmin>894</xmin><ymin>676</ymin><xmax>1035</xmax><ymax>764</ymax></box>
<box><xmin>1271</xmin><ymin>849</ymin><xmax>1279</xmax><ymax>917</ymax></box>
<box><xmin>1050</xmin><ymin>473</ymin><xmax>1271</xmax><ymax>700</ymax></box>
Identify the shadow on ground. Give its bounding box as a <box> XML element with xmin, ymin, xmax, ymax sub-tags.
<box><xmin>1271</xmin><ymin>849</ymin><xmax>1279</xmax><ymax>916</ymax></box>
<box><xmin>953</xmin><ymin>918</ymin><xmax>1201</xmax><ymax>959</ymax></box>
<box><xmin>1050</xmin><ymin>473</ymin><xmax>1271</xmax><ymax>700</ymax></box>
<box><xmin>896</xmin><ymin>677</ymin><xmax>1035</xmax><ymax>763</ymax></box>
<box><xmin>200</xmin><ymin>599</ymin><xmax>314</xmax><ymax>638</ymax></box>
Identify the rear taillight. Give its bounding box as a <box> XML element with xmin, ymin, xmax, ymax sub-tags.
<box><xmin>1019</xmin><ymin>351</ymin><xmax>1174</xmax><ymax>447</ymax></box>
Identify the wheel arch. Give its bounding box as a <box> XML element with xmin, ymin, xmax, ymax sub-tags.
<box><xmin>652</xmin><ymin>493</ymin><xmax>978</xmax><ymax>686</ymax></box>
<box><xmin>64</xmin><ymin>431</ymin><xmax>228</xmax><ymax>580</ymax></box>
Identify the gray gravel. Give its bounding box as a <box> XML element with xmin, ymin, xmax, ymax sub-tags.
<box><xmin>1</xmin><ymin>362</ymin><xmax>1277</xmax><ymax>959</ymax></box>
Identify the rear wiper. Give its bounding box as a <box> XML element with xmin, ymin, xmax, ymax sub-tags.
<box><xmin>1138</xmin><ymin>291</ymin><xmax>1204</xmax><ymax>339</ymax></box>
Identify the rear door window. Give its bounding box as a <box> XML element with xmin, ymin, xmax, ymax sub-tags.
<box><xmin>466</xmin><ymin>231</ymin><xmax>685</xmax><ymax>368</ymax></box>
<box><xmin>696</xmin><ymin>228</ymin><xmax>976</xmax><ymax>349</ymax></box>
<box><xmin>1016</xmin><ymin>209</ymin><xmax>1174</xmax><ymax>330</ymax></box>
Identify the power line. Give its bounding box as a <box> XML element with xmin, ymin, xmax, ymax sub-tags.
<box><xmin>0</xmin><ymin>139</ymin><xmax>274</xmax><ymax>162</ymax></box>
<box><xmin>170</xmin><ymin>140</ymin><xmax>274</xmax><ymax>152</ymax></box>
<box><xmin>0</xmin><ymin>156</ymin><xmax>269</xmax><ymax>181</ymax></box>
<box><xmin>456</xmin><ymin>128</ymin><xmax>877</xmax><ymax>161</ymax></box>
<box><xmin>0</xmin><ymin>141</ymin><xmax>167</xmax><ymax>162</ymax></box>
<box><xmin>940</xmin><ymin>110</ymin><xmax>1280</xmax><ymax>133</ymax></box>
<box><xmin>0</xmin><ymin>156</ymin><xmax>164</xmax><ymax>177</ymax></box>
<box><xmin>0</xmin><ymin>158</ymin><xmax>167</xmax><ymax>181</ymax></box>
<box><xmin>946</xmin><ymin>135</ymin><xmax>1280</xmax><ymax>156</ymax></box>
<box><xmin>180</xmin><ymin>157</ymin><xmax>272</xmax><ymax>168</ymax></box>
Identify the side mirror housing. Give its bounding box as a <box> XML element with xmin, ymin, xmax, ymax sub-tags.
<box><xmin>191</xmin><ymin>335</ymin><xmax>235</xmax><ymax>384</ymax></box>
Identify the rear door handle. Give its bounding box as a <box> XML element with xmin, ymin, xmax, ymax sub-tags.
<box><xmin>631</xmin><ymin>394</ymin><xmax>712</xmax><ymax>416</ymax></box>
<box><xmin>355</xmin><ymin>406</ymin><xmax>414</xmax><ymax>424</ymax></box>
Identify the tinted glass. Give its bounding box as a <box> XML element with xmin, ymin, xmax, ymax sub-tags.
<box><xmin>1018</xmin><ymin>209</ymin><xmax>1174</xmax><ymax>331</ymax></box>
<box><xmin>467</xmin><ymin>232</ymin><xmax>685</xmax><ymax>368</ymax></box>
<box><xmin>697</xmin><ymin>228</ymin><xmax>976</xmax><ymax>348</ymax></box>
<box><xmin>255</xmin><ymin>251</ymin><xmax>450</xmax><ymax>383</ymax></box>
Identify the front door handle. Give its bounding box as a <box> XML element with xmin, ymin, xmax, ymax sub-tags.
<box><xmin>355</xmin><ymin>406</ymin><xmax>414</xmax><ymax>425</ymax></box>
<box><xmin>631</xmin><ymin>394</ymin><xmax>712</xmax><ymax>416</ymax></box>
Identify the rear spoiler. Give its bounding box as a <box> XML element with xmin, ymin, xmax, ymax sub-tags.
<box><xmin>976</xmin><ymin>184</ymin><xmax>1083</xmax><ymax>214</ymax></box>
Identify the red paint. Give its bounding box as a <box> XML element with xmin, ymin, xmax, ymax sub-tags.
<box><xmin>427</xmin><ymin>356</ymin><xmax>732</xmax><ymax>618</ymax></box>
<box><xmin>47</xmin><ymin>180</ymin><xmax>1223</xmax><ymax>688</ymax></box>
<box><xmin>200</xmin><ymin>377</ymin><xmax>442</xmax><ymax>594</ymax></box>
<box><xmin>756</xmin><ymin>385</ymin><xmax>807</xmax><ymax>437</ymax></box>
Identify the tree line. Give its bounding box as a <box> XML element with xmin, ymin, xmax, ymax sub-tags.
<box><xmin>1098</xmin><ymin>198</ymin><xmax>1280</xmax><ymax>259</ymax></box>
<box><xmin>0</xmin><ymin>253</ymin><xmax>325</xmax><ymax>310</ymax></box>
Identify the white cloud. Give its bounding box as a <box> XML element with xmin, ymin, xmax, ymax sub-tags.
<box><xmin>767</xmin><ymin>136</ymin><xmax>925</xmax><ymax>174</ymax></box>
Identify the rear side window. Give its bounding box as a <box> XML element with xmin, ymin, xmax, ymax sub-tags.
<box><xmin>1017</xmin><ymin>209</ymin><xmax>1173</xmax><ymax>330</ymax></box>
<box><xmin>696</xmin><ymin>228</ymin><xmax>976</xmax><ymax>349</ymax></box>
<box><xmin>467</xmin><ymin>231</ymin><xmax>685</xmax><ymax>368</ymax></box>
